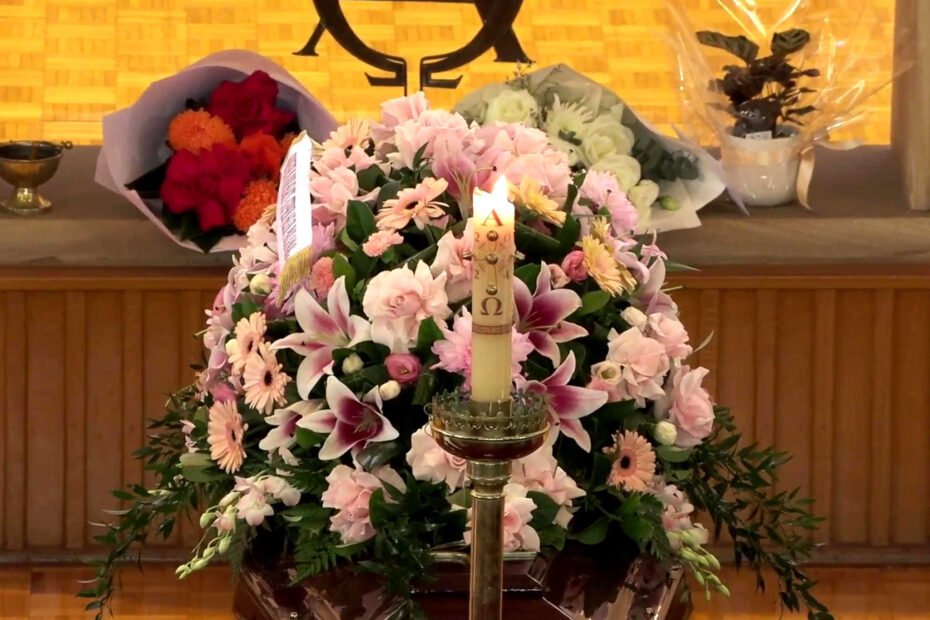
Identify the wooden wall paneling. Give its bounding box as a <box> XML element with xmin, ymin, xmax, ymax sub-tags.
<box><xmin>121</xmin><ymin>292</ymin><xmax>144</xmax><ymax>507</ymax></box>
<box><xmin>179</xmin><ymin>290</ymin><xmax>207</xmax><ymax>547</ymax></box>
<box><xmin>696</xmin><ymin>290</ymin><xmax>719</xmax><ymax>395</ymax></box>
<box><xmin>0</xmin><ymin>293</ymin><xmax>6</xmax><ymax>549</ymax></box>
<box><xmin>83</xmin><ymin>292</ymin><xmax>125</xmax><ymax>547</ymax></box>
<box><xmin>774</xmin><ymin>292</ymin><xmax>814</xmax><ymax>503</ymax></box>
<box><xmin>716</xmin><ymin>291</ymin><xmax>757</xmax><ymax>444</ymax></box>
<box><xmin>25</xmin><ymin>292</ymin><xmax>66</xmax><ymax>547</ymax></box>
<box><xmin>753</xmin><ymin>291</ymin><xmax>778</xmax><ymax>450</ymax></box>
<box><xmin>141</xmin><ymin>292</ymin><xmax>181</xmax><ymax>546</ymax></box>
<box><xmin>64</xmin><ymin>291</ymin><xmax>86</xmax><ymax>549</ymax></box>
<box><xmin>4</xmin><ymin>292</ymin><xmax>27</xmax><ymax>550</ymax></box>
<box><xmin>869</xmin><ymin>292</ymin><xmax>895</xmax><ymax>545</ymax></box>
<box><xmin>832</xmin><ymin>290</ymin><xmax>875</xmax><ymax>544</ymax></box>
<box><xmin>811</xmin><ymin>290</ymin><xmax>837</xmax><ymax>543</ymax></box>
<box><xmin>673</xmin><ymin>288</ymin><xmax>700</xmax><ymax>353</ymax></box>
<box><xmin>891</xmin><ymin>291</ymin><xmax>930</xmax><ymax>544</ymax></box>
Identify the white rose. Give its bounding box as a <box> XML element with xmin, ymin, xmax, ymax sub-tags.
<box><xmin>591</xmin><ymin>154</ymin><xmax>641</xmax><ymax>191</ymax></box>
<box><xmin>621</xmin><ymin>306</ymin><xmax>648</xmax><ymax>330</ymax></box>
<box><xmin>629</xmin><ymin>180</ymin><xmax>660</xmax><ymax>212</ymax></box>
<box><xmin>249</xmin><ymin>273</ymin><xmax>272</xmax><ymax>295</ymax></box>
<box><xmin>485</xmin><ymin>88</ymin><xmax>539</xmax><ymax>126</ymax></box>
<box><xmin>654</xmin><ymin>420</ymin><xmax>678</xmax><ymax>446</ymax></box>
<box><xmin>580</xmin><ymin>115</ymin><xmax>635</xmax><ymax>166</ymax></box>
<box><xmin>341</xmin><ymin>353</ymin><xmax>364</xmax><ymax>375</ymax></box>
<box><xmin>379</xmin><ymin>380</ymin><xmax>402</xmax><ymax>401</ymax></box>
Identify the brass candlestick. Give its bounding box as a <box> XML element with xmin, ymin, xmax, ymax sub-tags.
<box><xmin>430</xmin><ymin>391</ymin><xmax>548</xmax><ymax>619</ymax></box>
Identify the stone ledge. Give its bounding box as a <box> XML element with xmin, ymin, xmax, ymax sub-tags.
<box><xmin>0</xmin><ymin>145</ymin><xmax>926</xmax><ymax>268</ymax></box>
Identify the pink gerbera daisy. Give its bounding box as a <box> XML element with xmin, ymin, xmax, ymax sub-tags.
<box><xmin>376</xmin><ymin>177</ymin><xmax>448</xmax><ymax>231</ymax></box>
<box><xmin>604</xmin><ymin>430</ymin><xmax>656</xmax><ymax>492</ymax></box>
<box><xmin>207</xmin><ymin>400</ymin><xmax>247</xmax><ymax>473</ymax></box>
<box><xmin>243</xmin><ymin>342</ymin><xmax>290</xmax><ymax>414</ymax></box>
<box><xmin>229</xmin><ymin>312</ymin><xmax>267</xmax><ymax>375</ymax></box>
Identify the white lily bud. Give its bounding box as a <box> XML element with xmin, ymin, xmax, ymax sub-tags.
<box><xmin>218</xmin><ymin>536</ymin><xmax>232</xmax><ymax>555</ymax></box>
<box><xmin>190</xmin><ymin>557</ymin><xmax>210</xmax><ymax>571</ymax></box>
<box><xmin>202</xmin><ymin>545</ymin><xmax>216</xmax><ymax>560</ymax></box>
<box><xmin>621</xmin><ymin>306</ymin><xmax>648</xmax><ymax>329</ymax></box>
<box><xmin>225</xmin><ymin>339</ymin><xmax>240</xmax><ymax>357</ymax></box>
<box><xmin>218</xmin><ymin>491</ymin><xmax>240</xmax><ymax>508</ymax></box>
<box><xmin>341</xmin><ymin>353</ymin><xmax>364</xmax><ymax>375</ymax></box>
<box><xmin>654</xmin><ymin>421</ymin><xmax>678</xmax><ymax>446</ymax></box>
<box><xmin>249</xmin><ymin>273</ymin><xmax>272</xmax><ymax>295</ymax></box>
<box><xmin>379</xmin><ymin>380</ymin><xmax>402</xmax><ymax>401</ymax></box>
<box><xmin>198</xmin><ymin>511</ymin><xmax>215</xmax><ymax>529</ymax></box>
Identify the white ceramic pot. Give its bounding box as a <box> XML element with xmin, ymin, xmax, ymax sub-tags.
<box><xmin>720</xmin><ymin>130</ymin><xmax>802</xmax><ymax>207</ymax></box>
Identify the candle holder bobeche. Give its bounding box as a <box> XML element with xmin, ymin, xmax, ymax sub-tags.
<box><xmin>429</xmin><ymin>389</ymin><xmax>548</xmax><ymax>620</ymax></box>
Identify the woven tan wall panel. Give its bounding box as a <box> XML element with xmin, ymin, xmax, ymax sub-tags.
<box><xmin>0</xmin><ymin>0</ymin><xmax>895</xmax><ymax>144</ymax></box>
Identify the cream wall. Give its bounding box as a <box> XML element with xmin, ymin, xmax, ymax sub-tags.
<box><xmin>0</xmin><ymin>0</ymin><xmax>895</xmax><ymax>144</ymax></box>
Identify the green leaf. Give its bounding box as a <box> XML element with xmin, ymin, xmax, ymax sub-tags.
<box><xmin>771</xmin><ymin>29</ymin><xmax>810</xmax><ymax>55</ymax></box>
<box><xmin>377</xmin><ymin>181</ymin><xmax>401</xmax><ymax>207</ymax></box>
<box><xmin>346</xmin><ymin>200</ymin><xmax>377</xmax><ymax>243</ymax></box>
<box><xmin>538</xmin><ymin>524</ymin><xmax>567</xmax><ymax>551</ymax></box>
<box><xmin>232</xmin><ymin>297</ymin><xmax>261</xmax><ymax>323</ymax></box>
<box><xmin>357</xmin><ymin>165</ymin><xmax>382</xmax><ymax>192</ymax></box>
<box><xmin>332</xmin><ymin>254</ymin><xmax>357</xmax><ymax>293</ymax></box>
<box><xmin>412</xmin><ymin>359</ymin><xmax>439</xmax><ymax>406</ymax></box>
<box><xmin>620</xmin><ymin>514</ymin><xmax>653</xmax><ymax>542</ymax></box>
<box><xmin>411</xmin><ymin>143</ymin><xmax>430</xmax><ymax>170</ymax></box>
<box><xmin>415</xmin><ymin>317</ymin><xmax>444</xmax><ymax>355</ymax></box>
<box><xmin>527</xmin><ymin>491</ymin><xmax>560</xmax><ymax>527</ymax></box>
<box><xmin>590</xmin><ymin>453</ymin><xmax>613</xmax><ymax>489</ymax></box>
<box><xmin>578</xmin><ymin>291</ymin><xmax>611</xmax><ymax>315</ymax></box>
<box><xmin>296</xmin><ymin>427</ymin><xmax>324</xmax><ymax>449</ymax></box>
<box><xmin>656</xmin><ymin>446</ymin><xmax>693</xmax><ymax>463</ymax></box>
<box><xmin>368</xmin><ymin>488</ymin><xmax>401</xmax><ymax>528</ymax></box>
<box><xmin>556</xmin><ymin>206</ymin><xmax>581</xmax><ymax>252</ymax></box>
<box><xmin>696</xmin><ymin>31</ymin><xmax>759</xmax><ymax>64</ymax></box>
<box><xmin>515</xmin><ymin>222</ymin><xmax>560</xmax><ymax>255</ymax></box>
<box><xmin>179</xmin><ymin>465</ymin><xmax>224</xmax><ymax>484</ymax></box>
<box><xmin>356</xmin><ymin>440</ymin><xmax>405</xmax><ymax>471</ymax></box>
<box><xmin>514</xmin><ymin>263</ymin><xmax>541</xmax><ymax>289</ymax></box>
<box><xmin>573</xmin><ymin>516</ymin><xmax>610</xmax><ymax>545</ymax></box>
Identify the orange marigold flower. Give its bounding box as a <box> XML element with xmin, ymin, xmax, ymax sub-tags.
<box><xmin>167</xmin><ymin>110</ymin><xmax>236</xmax><ymax>153</ymax></box>
<box><xmin>234</xmin><ymin>179</ymin><xmax>278</xmax><ymax>233</ymax></box>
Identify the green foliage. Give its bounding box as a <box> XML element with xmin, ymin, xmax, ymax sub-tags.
<box><xmin>681</xmin><ymin>407</ymin><xmax>833</xmax><ymax>619</ymax></box>
<box><xmin>696</xmin><ymin>31</ymin><xmax>759</xmax><ymax>64</ymax></box>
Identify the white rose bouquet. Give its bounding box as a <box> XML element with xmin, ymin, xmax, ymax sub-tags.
<box><xmin>456</xmin><ymin>64</ymin><xmax>727</xmax><ymax>232</ymax></box>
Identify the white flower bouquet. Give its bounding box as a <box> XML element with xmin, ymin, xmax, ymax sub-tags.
<box><xmin>455</xmin><ymin>64</ymin><xmax>727</xmax><ymax>232</ymax></box>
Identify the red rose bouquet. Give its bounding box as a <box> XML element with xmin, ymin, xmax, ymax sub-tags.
<box><xmin>96</xmin><ymin>50</ymin><xmax>336</xmax><ymax>253</ymax></box>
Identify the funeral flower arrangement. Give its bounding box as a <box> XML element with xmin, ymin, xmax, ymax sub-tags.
<box><xmin>85</xmin><ymin>94</ymin><xmax>830</xmax><ymax>619</ymax></box>
<box><xmin>455</xmin><ymin>64</ymin><xmax>727</xmax><ymax>233</ymax></box>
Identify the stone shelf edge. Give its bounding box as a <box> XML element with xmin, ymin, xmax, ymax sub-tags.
<box><xmin>0</xmin><ymin>145</ymin><xmax>927</xmax><ymax>268</ymax></box>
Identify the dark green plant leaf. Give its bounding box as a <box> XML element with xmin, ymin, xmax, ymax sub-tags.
<box><xmin>696</xmin><ymin>31</ymin><xmax>759</xmax><ymax>64</ymax></box>
<box><xmin>578</xmin><ymin>291</ymin><xmax>611</xmax><ymax>316</ymax></box>
<box><xmin>346</xmin><ymin>200</ymin><xmax>377</xmax><ymax>243</ymax></box>
<box><xmin>415</xmin><ymin>317</ymin><xmax>444</xmax><ymax>355</ymax></box>
<box><xmin>332</xmin><ymin>254</ymin><xmax>357</xmax><ymax>294</ymax></box>
<box><xmin>656</xmin><ymin>446</ymin><xmax>693</xmax><ymax>463</ymax></box>
<box><xmin>771</xmin><ymin>29</ymin><xmax>811</xmax><ymax>55</ymax></box>
<box><xmin>296</xmin><ymin>427</ymin><xmax>325</xmax><ymax>449</ymax></box>
<box><xmin>357</xmin><ymin>441</ymin><xmax>405</xmax><ymax>471</ymax></box>
<box><xmin>573</xmin><ymin>516</ymin><xmax>610</xmax><ymax>545</ymax></box>
<box><xmin>357</xmin><ymin>165</ymin><xmax>383</xmax><ymax>192</ymax></box>
<box><xmin>515</xmin><ymin>263</ymin><xmax>542</xmax><ymax>289</ymax></box>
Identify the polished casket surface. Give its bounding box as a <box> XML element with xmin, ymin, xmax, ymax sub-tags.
<box><xmin>232</xmin><ymin>543</ymin><xmax>691</xmax><ymax>620</ymax></box>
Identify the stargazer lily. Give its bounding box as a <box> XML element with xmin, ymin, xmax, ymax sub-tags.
<box><xmin>272</xmin><ymin>277</ymin><xmax>371</xmax><ymax>398</ymax></box>
<box><xmin>514</xmin><ymin>262</ymin><xmax>588</xmax><ymax>365</ymax></box>
<box><xmin>520</xmin><ymin>352</ymin><xmax>607</xmax><ymax>452</ymax></box>
<box><xmin>298</xmin><ymin>376</ymin><xmax>399</xmax><ymax>460</ymax></box>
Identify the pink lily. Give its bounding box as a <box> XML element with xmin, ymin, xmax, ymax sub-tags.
<box><xmin>298</xmin><ymin>376</ymin><xmax>399</xmax><ymax>460</ymax></box>
<box><xmin>514</xmin><ymin>262</ymin><xmax>588</xmax><ymax>365</ymax></box>
<box><xmin>636</xmin><ymin>258</ymin><xmax>677</xmax><ymax>317</ymax></box>
<box><xmin>272</xmin><ymin>277</ymin><xmax>371</xmax><ymax>398</ymax></box>
<box><xmin>520</xmin><ymin>352</ymin><xmax>607</xmax><ymax>452</ymax></box>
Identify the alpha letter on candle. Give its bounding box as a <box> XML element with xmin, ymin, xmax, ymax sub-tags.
<box><xmin>471</xmin><ymin>177</ymin><xmax>516</xmax><ymax>403</ymax></box>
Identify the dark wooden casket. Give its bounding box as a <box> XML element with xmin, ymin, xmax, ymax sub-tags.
<box><xmin>233</xmin><ymin>543</ymin><xmax>692</xmax><ymax>619</ymax></box>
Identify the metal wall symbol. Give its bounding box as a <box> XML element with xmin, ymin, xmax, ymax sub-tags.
<box><xmin>294</xmin><ymin>0</ymin><xmax>531</xmax><ymax>92</ymax></box>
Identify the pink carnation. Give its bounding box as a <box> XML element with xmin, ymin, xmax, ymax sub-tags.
<box><xmin>322</xmin><ymin>464</ymin><xmax>406</xmax><ymax>545</ymax></box>
<box><xmin>362</xmin><ymin>230</ymin><xmax>404</xmax><ymax>257</ymax></box>
<box><xmin>309</xmin><ymin>256</ymin><xmax>335</xmax><ymax>300</ymax></box>
<box><xmin>662</xmin><ymin>366</ymin><xmax>715</xmax><ymax>447</ymax></box>
<box><xmin>605</xmin><ymin>327</ymin><xmax>670</xmax><ymax>406</ymax></box>
<box><xmin>561</xmin><ymin>250</ymin><xmax>588</xmax><ymax>282</ymax></box>
<box><xmin>431</xmin><ymin>309</ymin><xmax>534</xmax><ymax>388</ymax></box>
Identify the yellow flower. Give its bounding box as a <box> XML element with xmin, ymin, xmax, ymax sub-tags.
<box><xmin>591</xmin><ymin>216</ymin><xmax>612</xmax><ymax>242</ymax></box>
<box><xmin>509</xmin><ymin>177</ymin><xmax>566</xmax><ymax>227</ymax></box>
<box><xmin>580</xmin><ymin>235</ymin><xmax>636</xmax><ymax>296</ymax></box>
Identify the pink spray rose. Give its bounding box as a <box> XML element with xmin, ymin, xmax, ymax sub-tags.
<box><xmin>605</xmin><ymin>327</ymin><xmax>670</xmax><ymax>406</ymax></box>
<box><xmin>663</xmin><ymin>365</ymin><xmax>715</xmax><ymax>447</ymax></box>
<box><xmin>385</xmin><ymin>353</ymin><xmax>422</xmax><ymax>385</ymax></box>
<box><xmin>362</xmin><ymin>262</ymin><xmax>451</xmax><ymax>351</ymax></box>
<box><xmin>321</xmin><ymin>464</ymin><xmax>406</xmax><ymax>544</ymax></box>
<box><xmin>561</xmin><ymin>250</ymin><xmax>588</xmax><ymax>282</ymax></box>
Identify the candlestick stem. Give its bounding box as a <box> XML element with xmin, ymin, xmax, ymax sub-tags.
<box><xmin>467</xmin><ymin>460</ymin><xmax>510</xmax><ymax>620</ymax></box>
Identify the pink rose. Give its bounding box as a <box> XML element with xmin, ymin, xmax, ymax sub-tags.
<box><xmin>385</xmin><ymin>353</ymin><xmax>422</xmax><ymax>385</ymax></box>
<box><xmin>405</xmin><ymin>428</ymin><xmax>466</xmax><ymax>490</ymax></box>
<box><xmin>561</xmin><ymin>250</ymin><xmax>588</xmax><ymax>282</ymax></box>
<box><xmin>321</xmin><ymin>464</ymin><xmax>406</xmax><ymax>544</ymax></box>
<box><xmin>362</xmin><ymin>230</ymin><xmax>404</xmax><ymax>257</ymax></box>
<box><xmin>310</xmin><ymin>256</ymin><xmax>335</xmax><ymax>300</ymax></box>
<box><xmin>310</xmin><ymin>166</ymin><xmax>377</xmax><ymax>228</ymax></box>
<box><xmin>465</xmin><ymin>483</ymin><xmax>540</xmax><ymax>552</ymax></box>
<box><xmin>362</xmin><ymin>262</ymin><xmax>451</xmax><ymax>351</ymax></box>
<box><xmin>587</xmin><ymin>361</ymin><xmax>625</xmax><ymax>403</ymax></box>
<box><xmin>605</xmin><ymin>327</ymin><xmax>670</xmax><ymax>406</ymax></box>
<box><xmin>373</xmin><ymin>92</ymin><xmax>429</xmax><ymax>142</ymax></box>
<box><xmin>647</xmin><ymin>313</ymin><xmax>692</xmax><ymax>360</ymax></box>
<box><xmin>512</xmin><ymin>446</ymin><xmax>585</xmax><ymax>528</ymax></box>
<box><xmin>430</xmin><ymin>221</ymin><xmax>474</xmax><ymax>303</ymax></box>
<box><xmin>664</xmin><ymin>366</ymin><xmax>714</xmax><ymax>447</ymax></box>
<box><xmin>389</xmin><ymin>110</ymin><xmax>470</xmax><ymax>170</ymax></box>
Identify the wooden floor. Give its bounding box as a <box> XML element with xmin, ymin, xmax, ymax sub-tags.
<box><xmin>0</xmin><ymin>564</ymin><xmax>928</xmax><ymax>618</ymax></box>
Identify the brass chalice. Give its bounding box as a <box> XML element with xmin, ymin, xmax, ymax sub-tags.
<box><xmin>0</xmin><ymin>140</ymin><xmax>72</xmax><ymax>215</ymax></box>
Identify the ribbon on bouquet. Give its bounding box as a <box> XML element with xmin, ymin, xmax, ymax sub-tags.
<box><xmin>795</xmin><ymin>131</ymin><xmax>862</xmax><ymax>210</ymax></box>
